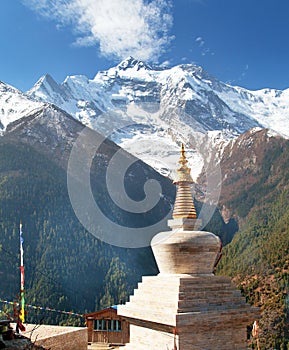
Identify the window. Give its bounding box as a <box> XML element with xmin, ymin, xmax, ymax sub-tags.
<box><xmin>116</xmin><ymin>320</ymin><xmax>122</xmax><ymax>331</ymax></box>
<box><xmin>94</xmin><ymin>319</ymin><xmax>107</xmax><ymax>331</ymax></box>
<box><xmin>94</xmin><ymin>319</ymin><xmax>122</xmax><ymax>332</ymax></box>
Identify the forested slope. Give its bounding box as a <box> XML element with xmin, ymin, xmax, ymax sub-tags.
<box><xmin>217</xmin><ymin>133</ymin><xmax>289</xmax><ymax>349</ymax></box>
<box><xmin>0</xmin><ymin>140</ymin><xmax>159</xmax><ymax>325</ymax></box>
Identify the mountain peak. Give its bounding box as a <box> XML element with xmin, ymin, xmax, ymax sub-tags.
<box><xmin>117</xmin><ymin>56</ymin><xmax>152</xmax><ymax>71</ymax></box>
<box><xmin>0</xmin><ymin>80</ymin><xmax>23</xmax><ymax>95</ymax></box>
<box><xmin>28</xmin><ymin>74</ymin><xmax>67</xmax><ymax>104</ymax></box>
<box><xmin>31</xmin><ymin>73</ymin><xmax>58</xmax><ymax>91</ymax></box>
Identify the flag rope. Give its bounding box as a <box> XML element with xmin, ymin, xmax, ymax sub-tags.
<box><xmin>0</xmin><ymin>298</ymin><xmax>84</xmax><ymax>318</ymax></box>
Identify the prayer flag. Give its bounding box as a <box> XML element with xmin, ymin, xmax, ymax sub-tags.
<box><xmin>19</xmin><ymin>222</ymin><xmax>25</xmax><ymax>323</ymax></box>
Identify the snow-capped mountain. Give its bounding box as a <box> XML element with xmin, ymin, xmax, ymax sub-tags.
<box><xmin>0</xmin><ymin>81</ymin><xmax>44</xmax><ymax>132</ymax></box>
<box><xmin>25</xmin><ymin>57</ymin><xmax>289</xmax><ymax>179</ymax></box>
<box><xmin>1</xmin><ymin>57</ymin><xmax>289</xmax><ymax>181</ymax></box>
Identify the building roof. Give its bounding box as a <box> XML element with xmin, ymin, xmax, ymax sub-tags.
<box><xmin>84</xmin><ymin>307</ymin><xmax>119</xmax><ymax>318</ymax></box>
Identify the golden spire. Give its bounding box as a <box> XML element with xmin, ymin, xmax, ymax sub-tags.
<box><xmin>172</xmin><ymin>144</ymin><xmax>197</xmax><ymax>219</ymax></box>
<box><xmin>174</xmin><ymin>143</ymin><xmax>194</xmax><ymax>184</ymax></box>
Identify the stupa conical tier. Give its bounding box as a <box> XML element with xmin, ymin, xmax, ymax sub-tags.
<box><xmin>118</xmin><ymin>144</ymin><xmax>259</xmax><ymax>350</ymax></box>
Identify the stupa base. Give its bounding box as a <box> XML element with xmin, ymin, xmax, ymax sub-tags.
<box><xmin>118</xmin><ymin>274</ymin><xmax>259</xmax><ymax>350</ymax></box>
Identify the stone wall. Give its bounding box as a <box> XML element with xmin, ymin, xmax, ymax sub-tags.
<box><xmin>122</xmin><ymin>324</ymin><xmax>177</xmax><ymax>350</ymax></box>
<box><xmin>26</xmin><ymin>324</ymin><xmax>87</xmax><ymax>350</ymax></box>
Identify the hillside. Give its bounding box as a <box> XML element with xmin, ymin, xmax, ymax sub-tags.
<box><xmin>0</xmin><ymin>139</ymin><xmax>163</xmax><ymax>324</ymax></box>
<box><xmin>217</xmin><ymin>132</ymin><xmax>289</xmax><ymax>349</ymax></box>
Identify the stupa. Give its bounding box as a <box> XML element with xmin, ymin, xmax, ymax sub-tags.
<box><xmin>118</xmin><ymin>144</ymin><xmax>259</xmax><ymax>350</ymax></box>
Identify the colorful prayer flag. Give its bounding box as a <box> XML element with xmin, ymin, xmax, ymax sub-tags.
<box><xmin>19</xmin><ymin>222</ymin><xmax>25</xmax><ymax>323</ymax></box>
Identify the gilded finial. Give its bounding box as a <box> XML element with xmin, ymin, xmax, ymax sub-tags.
<box><xmin>172</xmin><ymin>144</ymin><xmax>197</xmax><ymax>220</ymax></box>
<box><xmin>174</xmin><ymin>143</ymin><xmax>194</xmax><ymax>184</ymax></box>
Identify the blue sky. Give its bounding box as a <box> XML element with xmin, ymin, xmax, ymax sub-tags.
<box><xmin>1</xmin><ymin>0</ymin><xmax>289</xmax><ymax>91</ymax></box>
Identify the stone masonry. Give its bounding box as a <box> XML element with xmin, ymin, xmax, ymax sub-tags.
<box><xmin>25</xmin><ymin>324</ymin><xmax>87</xmax><ymax>350</ymax></box>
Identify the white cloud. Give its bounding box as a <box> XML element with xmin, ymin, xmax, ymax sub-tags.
<box><xmin>195</xmin><ymin>36</ymin><xmax>214</xmax><ymax>56</ymax></box>
<box><xmin>159</xmin><ymin>60</ymin><xmax>171</xmax><ymax>67</ymax></box>
<box><xmin>22</xmin><ymin>0</ymin><xmax>173</xmax><ymax>62</ymax></box>
<box><xmin>195</xmin><ymin>36</ymin><xmax>205</xmax><ymax>47</ymax></box>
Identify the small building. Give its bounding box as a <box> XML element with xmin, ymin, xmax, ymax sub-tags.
<box><xmin>84</xmin><ymin>307</ymin><xmax>129</xmax><ymax>346</ymax></box>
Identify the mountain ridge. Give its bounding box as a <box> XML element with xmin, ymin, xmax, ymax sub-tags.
<box><xmin>23</xmin><ymin>57</ymin><xmax>289</xmax><ymax>181</ymax></box>
<box><xmin>2</xmin><ymin>58</ymin><xmax>289</xmax><ymax>182</ymax></box>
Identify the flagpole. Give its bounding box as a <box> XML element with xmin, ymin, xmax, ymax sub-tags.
<box><xmin>19</xmin><ymin>221</ymin><xmax>25</xmax><ymax>324</ymax></box>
